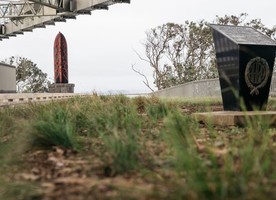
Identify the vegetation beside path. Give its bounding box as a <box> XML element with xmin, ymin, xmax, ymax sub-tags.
<box><xmin>0</xmin><ymin>95</ymin><xmax>275</xmax><ymax>200</ymax></box>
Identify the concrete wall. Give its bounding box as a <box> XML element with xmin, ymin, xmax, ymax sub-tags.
<box><xmin>0</xmin><ymin>63</ymin><xmax>16</xmax><ymax>93</ymax></box>
<box><xmin>153</xmin><ymin>78</ymin><xmax>221</xmax><ymax>98</ymax></box>
<box><xmin>269</xmin><ymin>73</ymin><xmax>276</xmax><ymax>96</ymax></box>
<box><xmin>153</xmin><ymin>72</ymin><xmax>276</xmax><ymax>98</ymax></box>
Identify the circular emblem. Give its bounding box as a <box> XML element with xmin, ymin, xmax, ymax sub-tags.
<box><xmin>245</xmin><ymin>57</ymin><xmax>270</xmax><ymax>95</ymax></box>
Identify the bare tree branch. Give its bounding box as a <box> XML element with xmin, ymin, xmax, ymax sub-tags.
<box><xmin>133</xmin><ymin>48</ymin><xmax>150</xmax><ymax>64</ymax></box>
<box><xmin>131</xmin><ymin>64</ymin><xmax>155</xmax><ymax>92</ymax></box>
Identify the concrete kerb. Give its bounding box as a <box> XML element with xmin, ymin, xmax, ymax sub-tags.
<box><xmin>0</xmin><ymin>93</ymin><xmax>88</xmax><ymax>107</ymax></box>
<box><xmin>192</xmin><ymin>111</ymin><xmax>276</xmax><ymax>127</ymax></box>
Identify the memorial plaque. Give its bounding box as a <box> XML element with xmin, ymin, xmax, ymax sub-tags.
<box><xmin>209</xmin><ymin>24</ymin><xmax>276</xmax><ymax>111</ymax></box>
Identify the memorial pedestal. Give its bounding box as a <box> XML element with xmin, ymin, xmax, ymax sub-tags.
<box><xmin>193</xmin><ymin>25</ymin><xmax>276</xmax><ymax>127</ymax></box>
<box><xmin>48</xmin><ymin>83</ymin><xmax>75</xmax><ymax>93</ymax></box>
<box><xmin>193</xmin><ymin>111</ymin><xmax>276</xmax><ymax>127</ymax></box>
<box><xmin>209</xmin><ymin>24</ymin><xmax>276</xmax><ymax>111</ymax></box>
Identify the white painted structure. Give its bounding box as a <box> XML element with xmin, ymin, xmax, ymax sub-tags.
<box><xmin>0</xmin><ymin>62</ymin><xmax>16</xmax><ymax>93</ymax></box>
<box><xmin>0</xmin><ymin>0</ymin><xmax>130</xmax><ymax>40</ymax></box>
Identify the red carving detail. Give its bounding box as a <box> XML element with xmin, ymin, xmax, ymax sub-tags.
<box><xmin>54</xmin><ymin>32</ymin><xmax>68</xmax><ymax>83</ymax></box>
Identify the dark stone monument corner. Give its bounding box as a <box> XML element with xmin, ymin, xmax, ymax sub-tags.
<box><xmin>194</xmin><ymin>24</ymin><xmax>276</xmax><ymax>126</ymax></box>
<box><xmin>49</xmin><ymin>32</ymin><xmax>75</xmax><ymax>93</ymax></box>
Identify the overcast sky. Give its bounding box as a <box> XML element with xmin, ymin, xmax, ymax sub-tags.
<box><xmin>0</xmin><ymin>0</ymin><xmax>275</xmax><ymax>93</ymax></box>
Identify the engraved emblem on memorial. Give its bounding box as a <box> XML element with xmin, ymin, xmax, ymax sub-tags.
<box><xmin>245</xmin><ymin>57</ymin><xmax>270</xmax><ymax>96</ymax></box>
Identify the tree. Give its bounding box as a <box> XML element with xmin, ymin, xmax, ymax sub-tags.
<box><xmin>4</xmin><ymin>56</ymin><xmax>51</xmax><ymax>93</ymax></box>
<box><xmin>134</xmin><ymin>21</ymin><xmax>217</xmax><ymax>90</ymax></box>
<box><xmin>134</xmin><ymin>13</ymin><xmax>276</xmax><ymax>91</ymax></box>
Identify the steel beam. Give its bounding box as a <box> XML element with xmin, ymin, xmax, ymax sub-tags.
<box><xmin>3</xmin><ymin>15</ymin><xmax>62</xmax><ymax>34</ymax></box>
<box><xmin>0</xmin><ymin>1</ymin><xmax>58</xmax><ymax>19</ymax></box>
<box><xmin>76</xmin><ymin>0</ymin><xmax>130</xmax><ymax>12</ymax></box>
<box><xmin>28</xmin><ymin>0</ymin><xmax>65</xmax><ymax>11</ymax></box>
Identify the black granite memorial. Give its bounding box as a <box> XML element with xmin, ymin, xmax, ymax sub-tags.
<box><xmin>209</xmin><ymin>24</ymin><xmax>276</xmax><ymax>111</ymax></box>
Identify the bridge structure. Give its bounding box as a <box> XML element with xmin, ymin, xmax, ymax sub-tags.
<box><xmin>0</xmin><ymin>0</ymin><xmax>130</xmax><ymax>40</ymax></box>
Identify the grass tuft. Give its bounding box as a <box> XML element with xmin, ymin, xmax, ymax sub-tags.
<box><xmin>31</xmin><ymin>106</ymin><xmax>78</xmax><ymax>150</ymax></box>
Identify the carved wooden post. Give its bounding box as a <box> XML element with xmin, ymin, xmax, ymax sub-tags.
<box><xmin>49</xmin><ymin>32</ymin><xmax>74</xmax><ymax>93</ymax></box>
<box><xmin>54</xmin><ymin>32</ymin><xmax>68</xmax><ymax>84</ymax></box>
